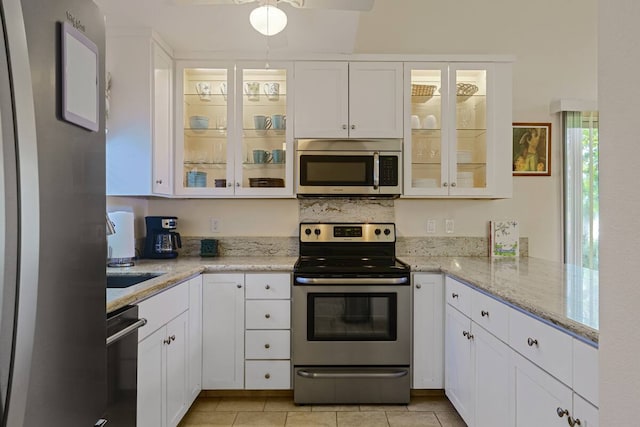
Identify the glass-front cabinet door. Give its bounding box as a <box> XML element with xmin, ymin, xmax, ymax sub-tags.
<box><xmin>235</xmin><ymin>62</ymin><xmax>293</xmax><ymax>196</ymax></box>
<box><xmin>404</xmin><ymin>62</ymin><xmax>500</xmax><ymax>197</ymax></box>
<box><xmin>449</xmin><ymin>63</ymin><xmax>491</xmax><ymax>196</ymax></box>
<box><xmin>175</xmin><ymin>61</ymin><xmax>293</xmax><ymax>197</ymax></box>
<box><xmin>403</xmin><ymin>63</ymin><xmax>448</xmax><ymax>196</ymax></box>
<box><xmin>176</xmin><ymin>62</ymin><xmax>233</xmax><ymax>196</ymax></box>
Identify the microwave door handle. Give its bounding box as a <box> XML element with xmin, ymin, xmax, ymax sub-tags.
<box><xmin>373</xmin><ymin>151</ymin><xmax>379</xmax><ymax>190</ymax></box>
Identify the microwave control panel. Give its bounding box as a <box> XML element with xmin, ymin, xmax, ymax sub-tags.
<box><xmin>379</xmin><ymin>156</ymin><xmax>399</xmax><ymax>186</ymax></box>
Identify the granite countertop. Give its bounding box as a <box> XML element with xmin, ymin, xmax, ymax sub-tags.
<box><xmin>107</xmin><ymin>255</ymin><xmax>599</xmax><ymax>344</ymax></box>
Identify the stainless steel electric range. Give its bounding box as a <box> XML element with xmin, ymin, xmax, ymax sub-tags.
<box><xmin>292</xmin><ymin>222</ymin><xmax>411</xmax><ymax>404</ymax></box>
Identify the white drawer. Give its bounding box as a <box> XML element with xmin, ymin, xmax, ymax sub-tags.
<box><xmin>471</xmin><ymin>290</ymin><xmax>509</xmax><ymax>342</ymax></box>
<box><xmin>246</xmin><ymin>300</ymin><xmax>291</xmax><ymax>329</ymax></box>
<box><xmin>573</xmin><ymin>339</ymin><xmax>599</xmax><ymax>406</ymax></box>
<box><xmin>245</xmin><ymin>330</ymin><xmax>291</xmax><ymax>359</ymax></box>
<box><xmin>245</xmin><ymin>360</ymin><xmax>291</xmax><ymax>389</ymax></box>
<box><xmin>445</xmin><ymin>276</ymin><xmax>472</xmax><ymax>316</ymax></box>
<box><xmin>245</xmin><ymin>273</ymin><xmax>291</xmax><ymax>299</ymax></box>
<box><xmin>509</xmin><ymin>308</ymin><xmax>573</xmax><ymax>386</ymax></box>
<box><xmin>137</xmin><ymin>281</ymin><xmax>189</xmax><ymax>342</ymax></box>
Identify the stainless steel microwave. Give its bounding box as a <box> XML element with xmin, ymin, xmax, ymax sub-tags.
<box><xmin>295</xmin><ymin>139</ymin><xmax>402</xmax><ymax>197</ymax></box>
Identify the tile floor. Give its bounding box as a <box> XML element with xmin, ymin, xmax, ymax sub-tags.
<box><xmin>179</xmin><ymin>395</ymin><xmax>467</xmax><ymax>426</ymax></box>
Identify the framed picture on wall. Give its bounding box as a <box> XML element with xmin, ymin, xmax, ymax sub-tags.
<box><xmin>512</xmin><ymin>123</ymin><xmax>551</xmax><ymax>176</ymax></box>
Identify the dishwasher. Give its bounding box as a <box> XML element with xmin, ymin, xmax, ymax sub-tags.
<box><xmin>105</xmin><ymin>305</ymin><xmax>147</xmax><ymax>426</ymax></box>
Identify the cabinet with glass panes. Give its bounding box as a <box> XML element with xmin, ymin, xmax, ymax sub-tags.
<box><xmin>403</xmin><ymin>62</ymin><xmax>512</xmax><ymax>198</ymax></box>
<box><xmin>175</xmin><ymin>61</ymin><xmax>293</xmax><ymax>197</ymax></box>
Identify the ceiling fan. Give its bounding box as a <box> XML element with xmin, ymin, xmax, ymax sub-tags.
<box><xmin>174</xmin><ymin>0</ymin><xmax>375</xmax><ymax>12</ymax></box>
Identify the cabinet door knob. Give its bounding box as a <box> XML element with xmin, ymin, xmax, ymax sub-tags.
<box><xmin>342</xmin><ymin>124</ymin><xmax>347</xmax><ymax>130</ymax></box>
<box><xmin>443</xmin><ymin>182</ymin><xmax>449</xmax><ymax>187</ymax></box>
<box><xmin>481</xmin><ymin>310</ymin><xmax>489</xmax><ymax>317</ymax></box>
<box><xmin>170</xmin><ymin>335</ymin><xmax>176</xmax><ymax>342</ymax></box>
<box><xmin>265</xmin><ymin>284</ymin><xmax>271</xmax><ymax>290</ymax></box>
<box><xmin>351</xmin><ymin>124</ymin><xmax>355</xmax><ymax>130</ymax></box>
<box><xmin>264</xmin><ymin>373</ymin><xmax>271</xmax><ymax>379</ymax></box>
<box><xmin>569</xmin><ymin>417</ymin><xmax>581</xmax><ymax>426</ymax></box>
<box><xmin>265</xmin><ymin>313</ymin><xmax>271</xmax><ymax>319</ymax></box>
<box><xmin>416</xmin><ymin>284</ymin><xmax>422</xmax><ymax>289</ymax></box>
<box><xmin>556</xmin><ymin>407</ymin><xmax>569</xmax><ymax>418</ymax></box>
<box><xmin>527</xmin><ymin>337</ymin><xmax>538</xmax><ymax>347</ymax></box>
<box><xmin>236</xmin><ymin>182</ymin><xmax>240</xmax><ymax>187</ymax></box>
<box><xmin>227</xmin><ymin>182</ymin><xmax>232</xmax><ymax>188</ymax></box>
<box><xmin>264</xmin><ymin>343</ymin><xmax>270</xmax><ymax>349</ymax></box>
<box><xmin>237</xmin><ymin>284</ymin><xmax>242</xmax><ymax>289</ymax></box>
<box><xmin>462</xmin><ymin>331</ymin><xmax>468</xmax><ymax>338</ymax></box>
<box><xmin>451</xmin><ymin>293</ymin><xmax>459</xmax><ymax>299</ymax></box>
<box><xmin>451</xmin><ymin>182</ymin><xmax>457</xmax><ymax>187</ymax></box>
<box><xmin>156</xmin><ymin>179</ymin><xmax>163</xmax><ymax>184</ymax></box>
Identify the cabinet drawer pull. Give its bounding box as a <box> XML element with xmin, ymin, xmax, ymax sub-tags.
<box><xmin>481</xmin><ymin>310</ymin><xmax>489</xmax><ymax>317</ymax></box>
<box><xmin>527</xmin><ymin>337</ymin><xmax>538</xmax><ymax>347</ymax></box>
<box><xmin>264</xmin><ymin>343</ymin><xmax>270</xmax><ymax>349</ymax></box>
<box><xmin>264</xmin><ymin>373</ymin><xmax>271</xmax><ymax>379</ymax></box>
<box><xmin>155</xmin><ymin>179</ymin><xmax>163</xmax><ymax>184</ymax></box>
<box><xmin>265</xmin><ymin>284</ymin><xmax>270</xmax><ymax>290</ymax></box>
<box><xmin>451</xmin><ymin>293</ymin><xmax>459</xmax><ymax>299</ymax></box>
<box><xmin>556</xmin><ymin>407</ymin><xmax>569</xmax><ymax>418</ymax></box>
<box><xmin>265</xmin><ymin>313</ymin><xmax>271</xmax><ymax>319</ymax></box>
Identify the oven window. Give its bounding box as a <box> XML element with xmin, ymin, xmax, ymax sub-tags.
<box><xmin>307</xmin><ymin>293</ymin><xmax>397</xmax><ymax>341</ymax></box>
<box><xmin>300</xmin><ymin>155</ymin><xmax>373</xmax><ymax>186</ymax></box>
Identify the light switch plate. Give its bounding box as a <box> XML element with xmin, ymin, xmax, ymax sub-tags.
<box><xmin>210</xmin><ymin>218</ymin><xmax>220</xmax><ymax>233</ymax></box>
<box><xmin>427</xmin><ymin>219</ymin><xmax>436</xmax><ymax>234</ymax></box>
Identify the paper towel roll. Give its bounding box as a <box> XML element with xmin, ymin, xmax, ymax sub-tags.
<box><xmin>107</xmin><ymin>211</ymin><xmax>135</xmax><ymax>260</ymax></box>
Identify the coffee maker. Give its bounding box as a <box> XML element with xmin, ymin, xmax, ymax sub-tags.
<box><xmin>143</xmin><ymin>216</ymin><xmax>182</xmax><ymax>259</ymax></box>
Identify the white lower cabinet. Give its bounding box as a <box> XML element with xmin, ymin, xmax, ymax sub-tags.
<box><xmin>473</xmin><ymin>325</ymin><xmax>511</xmax><ymax>427</ymax></box>
<box><xmin>202</xmin><ymin>274</ymin><xmax>245</xmax><ymax>389</ymax></box>
<box><xmin>137</xmin><ymin>310</ymin><xmax>189</xmax><ymax>427</ymax></box>
<box><xmin>136</xmin><ymin>276</ymin><xmax>201</xmax><ymax>427</ymax></box>
<box><xmin>412</xmin><ymin>273</ymin><xmax>444</xmax><ymax>389</ymax></box>
<box><xmin>187</xmin><ymin>276</ymin><xmax>203</xmax><ymax>403</ymax></box>
<box><xmin>202</xmin><ymin>272</ymin><xmax>292</xmax><ymax>390</ymax></box>
<box><xmin>512</xmin><ymin>351</ymin><xmax>573</xmax><ymax>427</ymax></box>
<box><xmin>444</xmin><ymin>304</ymin><xmax>474</xmax><ymax>424</ymax></box>
<box><xmin>444</xmin><ymin>276</ymin><xmax>598</xmax><ymax>427</ymax></box>
<box><xmin>244</xmin><ymin>273</ymin><xmax>292</xmax><ymax>390</ymax></box>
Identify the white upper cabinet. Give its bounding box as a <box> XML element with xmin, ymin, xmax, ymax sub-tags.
<box><xmin>175</xmin><ymin>61</ymin><xmax>294</xmax><ymax>197</ymax></box>
<box><xmin>105</xmin><ymin>29</ymin><xmax>174</xmax><ymax>196</ymax></box>
<box><xmin>294</xmin><ymin>61</ymin><xmax>403</xmax><ymax>139</ymax></box>
<box><xmin>403</xmin><ymin>61</ymin><xmax>512</xmax><ymax>198</ymax></box>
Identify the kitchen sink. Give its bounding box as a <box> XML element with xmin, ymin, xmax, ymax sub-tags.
<box><xmin>106</xmin><ymin>273</ymin><xmax>164</xmax><ymax>289</ymax></box>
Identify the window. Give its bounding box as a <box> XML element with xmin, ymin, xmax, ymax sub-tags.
<box><xmin>563</xmin><ymin>111</ymin><xmax>599</xmax><ymax>270</ymax></box>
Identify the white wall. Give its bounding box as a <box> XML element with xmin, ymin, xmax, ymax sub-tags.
<box><xmin>599</xmin><ymin>1</ymin><xmax>640</xmax><ymax>424</ymax></box>
<box><xmin>112</xmin><ymin>0</ymin><xmax>597</xmax><ymax>261</ymax></box>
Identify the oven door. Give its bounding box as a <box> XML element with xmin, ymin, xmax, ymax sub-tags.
<box><xmin>292</xmin><ymin>278</ymin><xmax>411</xmax><ymax>366</ymax></box>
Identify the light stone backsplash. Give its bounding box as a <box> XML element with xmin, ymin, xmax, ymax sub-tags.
<box><xmin>174</xmin><ymin>235</ymin><xmax>527</xmax><ymax>257</ymax></box>
<box><xmin>142</xmin><ymin>198</ymin><xmax>528</xmax><ymax>258</ymax></box>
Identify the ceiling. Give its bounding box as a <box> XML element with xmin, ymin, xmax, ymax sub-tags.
<box><xmin>94</xmin><ymin>0</ymin><xmax>369</xmax><ymax>55</ymax></box>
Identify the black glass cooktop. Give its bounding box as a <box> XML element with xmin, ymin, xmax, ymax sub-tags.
<box><xmin>294</xmin><ymin>256</ymin><xmax>410</xmax><ymax>275</ymax></box>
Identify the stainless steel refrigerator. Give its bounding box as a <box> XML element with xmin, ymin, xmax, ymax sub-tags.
<box><xmin>0</xmin><ymin>0</ymin><xmax>107</xmax><ymax>425</ymax></box>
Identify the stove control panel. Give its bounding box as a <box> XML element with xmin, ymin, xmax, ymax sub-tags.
<box><xmin>300</xmin><ymin>223</ymin><xmax>396</xmax><ymax>243</ymax></box>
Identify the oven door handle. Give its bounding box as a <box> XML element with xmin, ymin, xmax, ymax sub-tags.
<box><xmin>295</xmin><ymin>277</ymin><xmax>408</xmax><ymax>285</ymax></box>
<box><xmin>297</xmin><ymin>368</ymin><xmax>408</xmax><ymax>379</ymax></box>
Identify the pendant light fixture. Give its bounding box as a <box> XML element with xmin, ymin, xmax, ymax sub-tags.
<box><xmin>249</xmin><ymin>0</ymin><xmax>287</xmax><ymax>36</ymax></box>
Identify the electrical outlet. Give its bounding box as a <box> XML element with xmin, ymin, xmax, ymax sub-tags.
<box><xmin>427</xmin><ymin>219</ymin><xmax>436</xmax><ymax>234</ymax></box>
<box><xmin>445</xmin><ymin>219</ymin><xmax>455</xmax><ymax>234</ymax></box>
<box><xmin>210</xmin><ymin>218</ymin><xmax>220</xmax><ymax>233</ymax></box>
